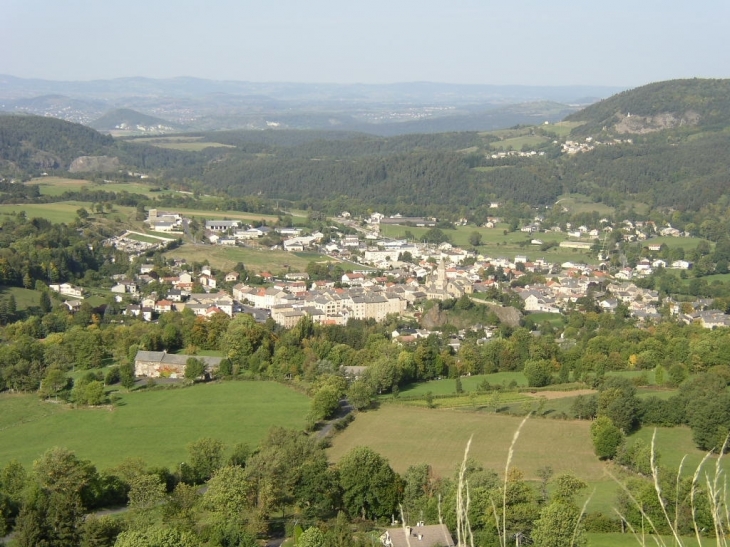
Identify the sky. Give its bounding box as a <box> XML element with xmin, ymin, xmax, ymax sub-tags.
<box><xmin>2</xmin><ymin>0</ymin><xmax>729</xmax><ymax>87</ymax></box>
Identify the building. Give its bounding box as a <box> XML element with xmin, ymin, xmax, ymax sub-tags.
<box><xmin>205</xmin><ymin>220</ymin><xmax>241</xmax><ymax>232</ymax></box>
<box><xmin>134</xmin><ymin>350</ymin><xmax>223</xmax><ymax>378</ymax></box>
<box><xmin>380</xmin><ymin>524</ymin><xmax>454</xmax><ymax>547</ymax></box>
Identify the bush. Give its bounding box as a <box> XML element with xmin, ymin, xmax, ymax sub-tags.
<box><xmin>583</xmin><ymin>512</ymin><xmax>622</xmax><ymax>533</ymax></box>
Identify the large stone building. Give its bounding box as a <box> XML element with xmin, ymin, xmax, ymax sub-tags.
<box><xmin>134</xmin><ymin>350</ymin><xmax>223</xmax><ymax>378</ymax></box>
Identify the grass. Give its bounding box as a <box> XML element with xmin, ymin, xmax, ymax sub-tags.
<box><xmin>164</xmin><ymin>243</ymin><xmax>336</xmax><ymax>273</ymax></box>
<box><xmin>379</xmin><ymin>222</ymin><xmax>598</xmax><ymax>264</ymax></box>
<box><xmin>126</xmin><ymin>136</ymin><xmax>235</xmax><ymax>151</ymax></box>
<box><xmin>0</xmin><ymin>202</ymin><xmax>88</xmax><ymax>224</ymax></box>
<box><xmin>328</xmin><ymin>406</ymin><xmax>604</xmax><ymax>482</ymax></box>
<box><xmin>0</xmin><ymin>381</ymin><xmax>310</xmax><ymax>470</ymax></box>
<box><xmin>488</xmin><ymin>135</ymin><xmax>548</xmax><ymax>151</ymax></box>
<box><xmin>586</xmin><ymin>533</ymin><xmax>715</xmax><ymax>546</ymax></box>
<box><xmin>0</xmin><ymin>285</ymin><xmax>43</xmax><ymax>310</ymax></box>
<box><xmin>395</xmin><ymin>372</ymin><xmax>528</xmax><ymax>398</ymax></box>
<box><xmin>526</xmin><ymin>311</ymin><xmax>564</xmax><ymax>327</ymax></box>
<box><xmin>26</xmin><ymin>177</ymin><xmax>176</xmax><ymax>198</ymax></box>
<box><xmin>628</xmin><ymin>425</ymin><xmax>730</xmax><ymax>477</ymax></box>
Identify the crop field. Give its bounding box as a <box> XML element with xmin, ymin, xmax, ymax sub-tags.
<box><xmin>0</xmin><ymin>381</ymin><xmax>310</xmax><ymax>470</ymax></box>
<box><xmin>163</xmin><ymin>243</ymin><xmax>335</xmax><ymax>273</ymax></box>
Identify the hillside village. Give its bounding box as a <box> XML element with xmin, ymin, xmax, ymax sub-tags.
<box><xmin>87</xmin><ymin>207</ymin><xmax>730</xmax><ymax>337</ymax></box>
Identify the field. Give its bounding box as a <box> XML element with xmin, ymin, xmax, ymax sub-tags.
<box><xmin>0</xmin><ymin>201</ymin><xmax>91</xmax><ymax>224</ymax></box>
<box><xmin>127</xmin><ymin>136</ymin><xmax>236</xmax><ymax>151</ymax></box>
<box><xmin>378</xmin><ymin>222</ymin><xmax>596</xmax><ymax>264</ymax></box>
<box><xmin>25</xmin><ymin>177</ymin><xmax>177</xmax><ymax>198</ymax></box>
<box><xmin>329</xmin><ymin>404</ymin><xmax>728</xmax><ymax>518</ymax></box>
<box><xmin>164</xmin><ymin>243</ymin><xmax>337</xmax><ymax>273</ymax></box>
<box><xmin>488</xmin><ymin>135</ymin><xmax>548</xmax><ymax>151</ymax></box>
<box><xmin>555</xmin><ymin>194</ymin><xmax>616</xmax><ymax>216</ymax></box>
<box><xmin>0</xmin><ymin>381</ymin><xmax>310</xmax><ymax>470</ymax></box>
<box><xmin>329</xmin><ymin>405</ymin><xmax>603</xmax><ymax>481</ymax></box>
<box><xmin>0</xmin><ymin>285</ymin><xmax>43</xmax><ymax>310</ymax></box>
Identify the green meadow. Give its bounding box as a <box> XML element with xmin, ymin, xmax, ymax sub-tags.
<box><xmin>0</xmin><ymin>381</ymin><xmax>310</xmax><ymax>470</ymax></box>
<box><xmin>164</xmin><ymin>243</ymin><xmax>337</xmax><ymax>273</ymax></box>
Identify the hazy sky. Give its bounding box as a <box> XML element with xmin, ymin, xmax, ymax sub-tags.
<box><xmin>2</xmin><ymin>0</ymin><xmax>729</xmax><ymax>87</ymax></box>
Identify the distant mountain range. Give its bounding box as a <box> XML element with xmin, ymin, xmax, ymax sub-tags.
<box><xmin>0</xmin><ymin>75</ymin><xmax>624</xmax><ymax>135</ymax></box>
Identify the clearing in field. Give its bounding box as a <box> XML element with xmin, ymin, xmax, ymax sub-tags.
<box><xmin>0</xmin><ymin>381</ymin><xmax>310</xmax><ymax>470</ymax></box>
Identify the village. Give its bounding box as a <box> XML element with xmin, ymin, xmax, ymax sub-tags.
<box><xmin>74</xmin><ymin>207</ymin><xmax>729</xmax><ymax>338</ymax></box>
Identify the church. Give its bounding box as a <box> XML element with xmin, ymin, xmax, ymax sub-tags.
<box><xmin>423</xmin><ymin>259</ymin><xmax>473</xmax><ymax>301</ymax></box>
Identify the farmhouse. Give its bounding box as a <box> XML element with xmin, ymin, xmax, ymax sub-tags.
<box><xmin>134</xmin><ymin>350</ymin><xmax>223</xmax><ymax>378</ymax></box>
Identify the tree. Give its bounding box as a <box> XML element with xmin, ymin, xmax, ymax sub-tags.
<box><xmin>120</xmin><ymin>362</ymin><xmax>136</xmax><ymax>390</ymax></box>
<box><xmin>186</xmin><ymin>438</ymin><xmax>225</xmax><ymax>483</ymax></box>
<box><xmin>347</xmin><ymin>379</ymin><xmax>375</xmax><ymax>411</ymax></box>
<box><xmin>39</xmin><ymin>290</ymin><xmax>52</xmax><ymax>313</ymax></box>
<box><xmin>469</xmin><ymin>231</ymin><xmax>483</xmax><ymax>247</ymax></box>
<box><xmin>590</xmin><ymin>416</ymin><xmax>624</xmax><ymax>460</ymax></box>
<box><xmin>203</xmin><ymin>465</ymin><xmax>251</xmax><ymax>520</ymax></box>
<box><xmin>523</xmin><ymin>359</ymin><xmax>553</xmax><ymax>387</ymax></box>
<box><xmin>127</xmin><ymin>473</ymin><xmax>166</xmax><ymax>527</ymax></box>
<box><xmin>310</xmin><ymin>385</ymin><xmax>341</xmax><ymax>421</ymax></box>
<box><xmin>40</xmin><ymin>368</ymin><xmax>69</xmax><ymax>399</ymax></box>
<box><xmin>184</xmin><ymin>357</ymin><xmax>206</xmax><ymax>381</ymax></box>
<box><xmin>298</xmin><ymin>527</ymin><xmax>326</xmax><ymax>547</ymax></box>
<box><xmin>113</xmin><ymin>526</ymin><xmax>201</xmax><ymax>547</ymax></box>
<box><xmin>81</xmin><ymin>515</ymin><xmax>125</xmax><ymax>547</ymax></box>
<box><xmin>531</xmin><ymin>499</ymin><xmax>587</xmax><ymax>547</ymax></box>
<box><xmin>531</xmin><ymin>474</ymin><xmax>587</xmax><ymax>547</ymax></box>
<box><xmin>688</xmin><ymin>393</ymin><xmax>730</xmax><ymax>452</ymax></box>
<box><xmin>337</xmin><ymin>446</ymin><xmax>400</xmax><ymax>520</ymax></box>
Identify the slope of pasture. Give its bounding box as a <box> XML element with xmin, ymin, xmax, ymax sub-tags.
<box><xmin>328</xmin><ymin>406</ymin><xmax>603</xmax><ymax>481</ymax></box>
<box><xmin>0</xmin><ymin>382</ymin><xmax>309</xmax><ymax>470</ymax></box>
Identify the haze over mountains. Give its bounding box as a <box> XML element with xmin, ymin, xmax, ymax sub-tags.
<box><xmin>0</xmin><ymin>75</ymin><xmax>623</xmax><ymax>136</ymax></box>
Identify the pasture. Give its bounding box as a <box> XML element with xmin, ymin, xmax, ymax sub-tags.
<box><xmin>164</xmin><ymin>243</ymin><xmax>336</xmax><ymax>273</ymax></box>
<box><xmin>0</xmin><ymin>285</ymin><xmax>43</xmax><ymax>310</ymax></box>
<box><xmin>487</xmin><ymin>135</ymin><xmax>548</xmax><ymax>151</ymax></box>
<box><xmin>328</xmin><ymin>406</ymin><xmax>604</xmax><ymax>482</ymax></box>
<box><xmin>26</xmin><ymin>177</ymin><xmax>174</xmax><ymax>198</ymax></box>
<box><xmin>0</xmin><ymin>381</ymin><xmax>310</xmax><ymax>470</ymax></box>
<box><xmin>127</xmin><ymin>136</ymin><xmax>235</xmax><ymax>151</ymax></box>
<box><xmin>0</xmin><ymin>201</ymin><xmax>90</xmax><ymax>224</ymax></box>
<box><xmin>328</xmin><ymin>405</ymin><xmax>726</xmax><ymax>516</ymax></box>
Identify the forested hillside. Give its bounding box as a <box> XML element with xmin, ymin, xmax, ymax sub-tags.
<box><xmin>2</xmin><ymin>78</ymin><xmax>730</xmax><ymax>215</ymax></box>
<box><xmin>0</xmin><ymin>116</ymin><xmax>113</xmax><ymax>174</ymax></box>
